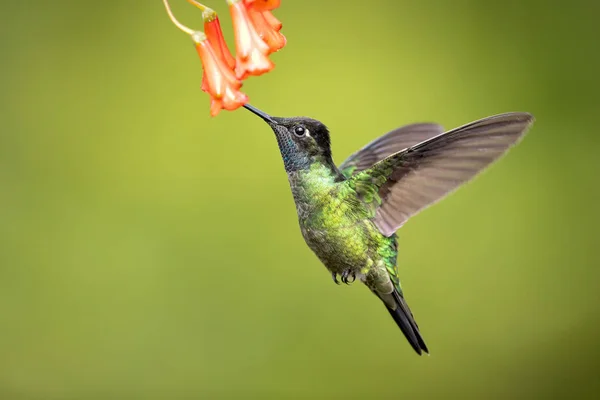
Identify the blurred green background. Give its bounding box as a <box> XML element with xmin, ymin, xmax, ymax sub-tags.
<box><xmin>1</xmin><ymin>0</ymin><xmax>599</xmax><ymax>399</ymax></box>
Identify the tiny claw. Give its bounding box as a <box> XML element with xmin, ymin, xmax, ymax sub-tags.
<box><xmin>339</xmin><ymin>269</ymin><xmax>355</xmax><ymax>285</ymax></box>
<box><xmin>332</xmin><ymin>272</ymin><xmax>340</xmax><ymax>285</ymax></box>
<box><xmin>341</xmin><ymin>269</ymin><xmax>348</xmax><ymax>285</ymax></box>
<box><xmin>347</xmin><ymin>272</ymin><xmax>356</xmax><ymax>284</ymax></box>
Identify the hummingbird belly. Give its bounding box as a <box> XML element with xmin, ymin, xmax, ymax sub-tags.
<box><xmin>299</xmin><ymin>218</ymin><xmax>385</xmax><ymax>277</ymax></box>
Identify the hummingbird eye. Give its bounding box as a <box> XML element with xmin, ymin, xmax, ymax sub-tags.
<box><xmin>293</xmin><ymin>125</ymin><xmax>308</xmax><ymax>137</ymax></box>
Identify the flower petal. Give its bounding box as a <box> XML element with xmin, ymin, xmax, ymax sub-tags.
<box><xmin>262</xmin><ymin>10</ymin><xmax>282</xmax><ymax>31</ymax></box>
<box><xmin>247</xmin><ymin>8</ymin><xmax>286</xmax><ymax>53</ymax></box>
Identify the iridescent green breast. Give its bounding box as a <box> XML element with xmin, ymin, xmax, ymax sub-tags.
<box><xmin>288</xmin><ymin>163</ymin><xmax>397</xmax><ymax>279</ymax></box>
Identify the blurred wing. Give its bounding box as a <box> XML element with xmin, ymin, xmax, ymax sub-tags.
<box><xmin>338</xmin><ymin>123</ymin><xmax>445</xmax><ymax>178</ymax></box>
<box><xmin>351</xmin><ymin>112</ymin><xmax>534</xmax><ymax>237</ymax></box>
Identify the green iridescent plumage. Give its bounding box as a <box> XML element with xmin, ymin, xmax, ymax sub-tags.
<box><xmin>242</xmin><ymin>104</ymin><xmax>534</xmax><ymax>355</ymax></box>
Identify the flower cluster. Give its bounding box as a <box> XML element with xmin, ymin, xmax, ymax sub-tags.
<box><xmin>162</xmin><ymin>0</ymin><xmax>285</xmax><ymax>116</ymax></box>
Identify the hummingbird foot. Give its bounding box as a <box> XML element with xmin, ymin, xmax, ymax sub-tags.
<box><xmin>340</xmin><ymin>269</ymin><xmax>356</xmax><ymax>285</ymax></box>
<box><xmin>332</xmin><ymin>272</ymin><xmax>340</xmax><ymax>285</ymax></box>
<box><xmin>332</xmin><ymin>269</ymin><xmax>356</xmax><ymax>285</ymax></box>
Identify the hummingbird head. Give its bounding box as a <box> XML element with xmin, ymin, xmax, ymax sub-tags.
<box><xmin>243</xmin><ymin>104</ymin><xmax>336</xmax><ymax>174</ymax></box>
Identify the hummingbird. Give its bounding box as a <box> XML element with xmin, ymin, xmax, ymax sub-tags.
<box><xmin>242</xmin><ymin>104</ymin><xmax>534</xmax><ymax>355</ymax></box>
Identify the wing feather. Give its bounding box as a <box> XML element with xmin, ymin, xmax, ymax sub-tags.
<box><xmin>350</xmin><ymin>112</ymin><xmax>535</xmax><ymax>237</ymax></box>
<box><xmin>339</xmin><ymin>123</ymin><xmax>445</xmax><ymax>177</ymax></box>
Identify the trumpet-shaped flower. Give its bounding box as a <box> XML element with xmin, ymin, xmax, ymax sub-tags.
<box><xmin>228</xmin><ymin>0</ymin><xmax>274</xmax><ymax>79</ymax></box>
<box><xmin>194</xmin><ymin>33</ymin><xmax>248</xmax><ymax>116</ymax></box>
<box><xmin>187</xmin><ymin>4</ymin><xmax>237</xmax><ymax>93</ymax></box>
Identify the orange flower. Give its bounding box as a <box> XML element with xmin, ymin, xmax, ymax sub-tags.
<box><xmin>204</xmin><ymin>15</ymin><xmax>236</xmax><ymax>69</ymax></box>
<box><xmin>243</xmin><ymin>0</ymin><xmax>280</xmax><ymax>12</ymax></box>
<box><xmin>162</xmin><ymin>0</ymin><xmax>248</xmax><ymax>116</ymax></box>
<box><xmin>194</xmin><ymin>33</ymin><xmax>248</xmax><ymax>116</ymax></box>
<box><xmin>228</xmin><ymin>0</ymin><xmax>274</xmax><ymax>80</ymax></box>
<box><xmin>191</xmin><ymin>6</ymin><xmax>237</xmax><ymax>93</ymax></box>
<box><xmin>162</xmin><ymin>0</ymin><xmax>288</xmax><ymax>116</ymax></box>
<box><xmin>247</xmin><ymin>8</ymin><xmax>286</xmax><ymax>53</ymax></box>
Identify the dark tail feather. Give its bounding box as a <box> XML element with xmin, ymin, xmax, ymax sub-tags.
<box><xmin>385</xmin><ymin>289</ymin><xmax>429</xmax><ymax>355</ymax></box>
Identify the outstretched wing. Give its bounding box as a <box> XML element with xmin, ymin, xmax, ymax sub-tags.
<box><xmin>338</xmin><ymin>123</ymin><xmax>445</xmax><ymax>178</ymax></box>
<box><xmin>350</xmin><ymin>112</ymin><xmax>535</xmax><ymax>236</ymax></box>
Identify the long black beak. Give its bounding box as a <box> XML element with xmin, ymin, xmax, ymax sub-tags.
<box><xmin>243</xmin><ymin>104</ymin><xmax>277</xmax><ymax>124</ymax></box>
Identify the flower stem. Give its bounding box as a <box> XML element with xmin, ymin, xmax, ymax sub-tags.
<box><xmin>162</xmin><ymin>0</ymin><xmax>195</xmax><ymax>36</ymax></box>
<box><xmin>186</xmin><ymin>0</ymin><xmax>217</xmax><ymax>22</ymax></box>
<box><xmin>185</xmin><ymin>0</ymin><xmax>208</xmax><ymax>11</ymax></box>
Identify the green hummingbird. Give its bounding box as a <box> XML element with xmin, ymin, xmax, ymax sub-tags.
<box><xmin>242</xmin><ymin>104</ymin><xmax>534</xmax><ymax>355</ymax></box>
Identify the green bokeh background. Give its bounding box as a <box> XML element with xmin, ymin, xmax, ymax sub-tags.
<box><xmin>1</xmin><ymin>1</ymin><xmax>599</xmax><ymax>399</ymax></box>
